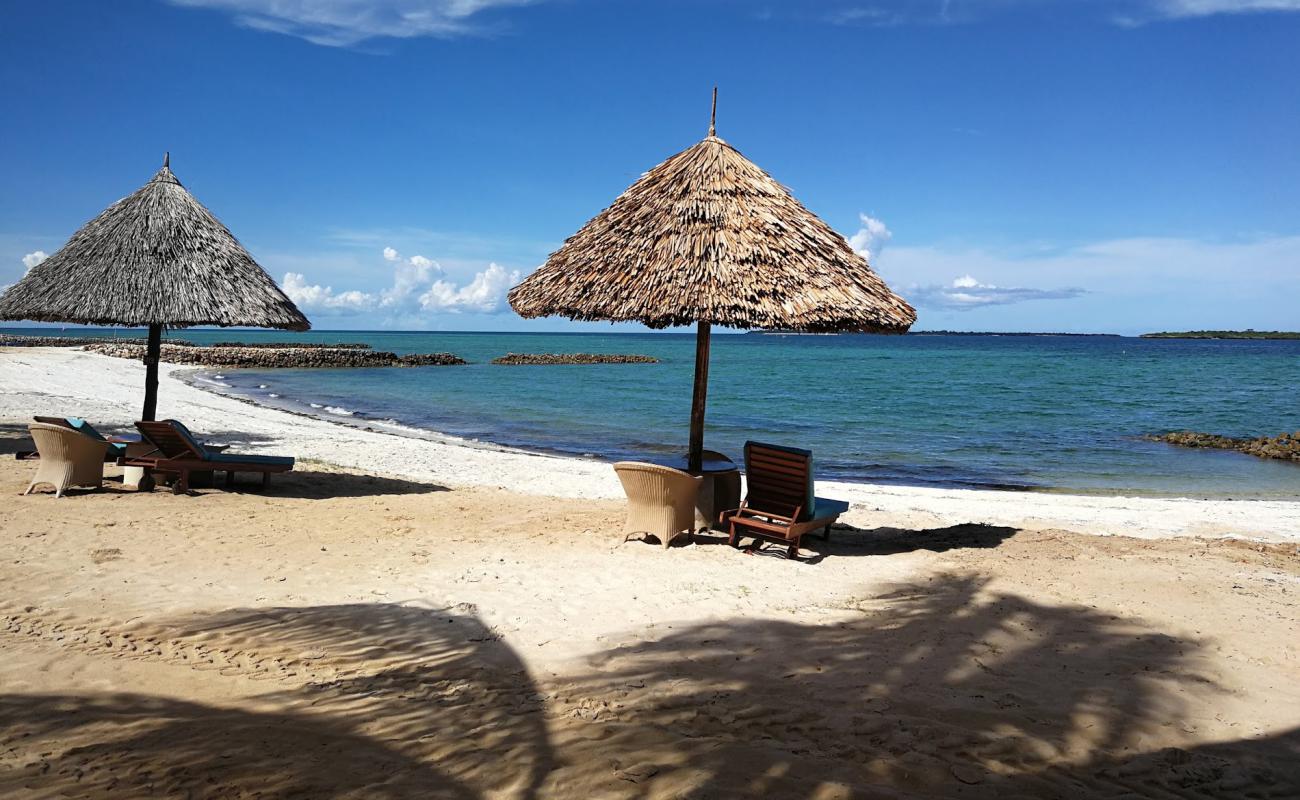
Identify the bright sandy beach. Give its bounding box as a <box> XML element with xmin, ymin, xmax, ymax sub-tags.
<box><xmin>1</xmin><ymin>345</ymin><xmax>1298</xmax><ymax>798</ymax></box>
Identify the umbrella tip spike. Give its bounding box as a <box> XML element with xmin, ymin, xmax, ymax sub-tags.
<box><xmin>163</xmin><ymin>151</ymin><xmax>170</xmax><ymax>169</ymax></box>
<box><xmin>709</xmin><ymin>87</ymin><xmax>717</xmax><ymax>137</ymax></box>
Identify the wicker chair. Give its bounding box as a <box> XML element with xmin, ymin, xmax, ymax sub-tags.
<box><xmin>613</xmin><ymin>462</ymin><xmax>703</xmax><ymax>549</ymax></box>
<box><xmin>24</xmin><ymin>422</ymin><xmax>109</xmax><ymax>498</ymax></box>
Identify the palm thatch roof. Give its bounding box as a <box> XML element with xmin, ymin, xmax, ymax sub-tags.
<box><xmin>508</xmin><ymin>132</ymin><xmax>916</xmax><ymax>333</ymax></box>
<box><xmin>0</xmin><ymin>156</ymin><xmax>309</xmax><ymax>331</ymax></box>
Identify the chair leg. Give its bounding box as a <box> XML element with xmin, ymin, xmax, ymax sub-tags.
<box><xmin>786</xmin><ymin>542</ymin><xmax>800</xmax><ymax>560</ymax></box>
<box><xmin>172</xmin><ymin>469</ymin><xmax>190</xmax><ymax>495</ymax></box>
<box><xmin>262</xmin><ymin>471</ymin><xmax>271</xmax><ymax>491</ymax></box>
<box><xmin>225</xmin><ymin>470</ymin><xmax>235</xmax><ymax>489</ymax></box>
<box><xmin>23</xmin><ymin>478</ymin><xmax>37</xmax><ymax>496</ymax></box>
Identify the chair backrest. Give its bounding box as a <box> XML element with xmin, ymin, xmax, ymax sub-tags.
<box><xmin>743</xmin><ymin>441</ymin><xmax>816</xmax><ymax>521</ymax></box>
<box><xmin>612</xmin><ymin>461</ymin><xmax>701</xmax><ymax>496</ymax></box>
<box><xmin>33</xmin><ymin>416</ymin><xmax>106</xmax><ymax>442</ymax></box>
<box><xmin>28</xmin><ymin>421</ymin><xmax>107</xmax><ymax>461</ymax></box>
<box><xmin>135</xmin><ymin>419</ymin><xmax>208</xmax><ymax>460</ymax></box>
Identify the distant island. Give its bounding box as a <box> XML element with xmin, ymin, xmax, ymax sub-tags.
<box><xmin>1140</xmin><ymin>330</ymin><xmax>1300</xmax><ymax>340</ymax></box>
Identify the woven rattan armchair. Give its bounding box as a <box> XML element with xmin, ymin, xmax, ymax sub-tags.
<box><xmin>24</xmin><ymin>422</ymin><xmax>109</xmax><ymax>498</ymax></box>
<box><xmin>613</xmin><ymin>462</ymin><xmax>703</xmax><ymax>549</ymax></box>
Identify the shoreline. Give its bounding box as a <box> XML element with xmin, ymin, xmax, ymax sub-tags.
<box><xmin>2</xmin><ymin>346</ymin><xmax>1298</xmax><ymax>541</ymax></box>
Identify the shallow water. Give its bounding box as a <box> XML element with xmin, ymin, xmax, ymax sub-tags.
<box><xmin>10</xmin><ymin>328</ymin><xmax>1299</xmax><ymax>498</ymax></box>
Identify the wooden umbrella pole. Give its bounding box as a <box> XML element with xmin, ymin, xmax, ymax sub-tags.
<box><xmin>142</xmin><ymin>323</ymin><xmax>162</xmax><ymax>422</ymax></box>
<box><xmin>688</xmin><ymin>320</ymin><xmax>711</xmax><ymax>472</ymax></box>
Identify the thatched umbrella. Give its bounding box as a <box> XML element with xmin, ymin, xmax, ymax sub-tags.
<box><xmin>509</xmin><ymin>92</ymin><xmax>916</xmax><ymax>471</ymax></box>
<box><xmin>0</xmin><ymin>155</ymin><xmax>309</xmax><ymax>420</ymax></box>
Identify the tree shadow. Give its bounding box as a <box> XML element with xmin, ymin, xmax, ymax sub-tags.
<box><xmin>0</xmin><ymin>421</ymin><xmax>34</xmax><ymax>456</ymax></box>
<box><xmin>820</xmin><ymin>522</ymin><xmax>1019</xmax><ymax>557</ymax></box>
<box><xmin>0</xmin><ymin>603</ymin><xmax>553</xmax><ymax>799</ymax></box>
<box><xmin>1</xmin><ymin>579</ymin><xmax>1294</xmax><ymax>797</ymax></box>
<box><xmin>0</xmin><ymin>693</ymin><xmax>477</xmax><ymax>799</ymax></box>
<box><xmin>547</xmin><ymin>572</ymin><xmax>1294</xmax><ymax>797</ymax></box>
<box><xmin>257</xmin><ymin>469</ymin><xmax>447</xmax><ymax>499</ymax></box>
<box><xmin>689</xmin><ymin>523</ymin><xmax>1018</xmax><ymax>562</ymax></box>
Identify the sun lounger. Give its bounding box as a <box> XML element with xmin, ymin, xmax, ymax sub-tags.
<box><xmin>720</xmin><ymin>441</ymin><xmax>850</xmax><ymax>559</ymax></box>
<box><xmin>122</xmin><ymin>419</ymin><xmax>294</xmax><ymax>494</ymax></box>
<box><xmin>23</xmin><ymin>422</ymin><xmax>109</xmax><ymax>497</ymax></box>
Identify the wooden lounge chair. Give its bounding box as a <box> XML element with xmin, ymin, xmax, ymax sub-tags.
<box><xmin>23</xmin><ymin>422</ymin><xmax>109</xmax><ymax>497</ymax></box>
<box><xmin>122</xmin><ymin>419</ymin><xmax>294</xmax><ymax>494</ymax></box>
<box><xmin>613</xmin><ymin>462</ymin><xmax>703</xmax><ymax>549</ymax></box>
<box><xmin>720</xmin><ymin>441</ymin><xmax>850</xmax><ymax>559</ymax></box>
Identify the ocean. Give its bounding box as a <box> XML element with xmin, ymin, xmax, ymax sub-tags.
<box><xmin>8</xmin><ymin>328</ymin><xmax>1299</xmax><ymax>499</ymax></box>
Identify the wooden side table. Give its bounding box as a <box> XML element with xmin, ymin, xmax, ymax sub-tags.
<box><xmin>653</xmin><ymin>453</ymin><xmax>742</xmax><ymax>531</ymax></box>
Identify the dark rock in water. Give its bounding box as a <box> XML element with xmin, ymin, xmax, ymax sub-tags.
<box><xmin>208</xmin><ymin>341</ymin><xmax>372</xmax><ymax>350</ymax></box>
<box><xmin>1146</xmin><ymin>431</ymin><xmax>1300</xmax><ymax>462</ymax></box>
<box><xmin>82</xmin><ymin>342</ymin><xmax>466</xmax><ymax>368</ymax></box>
<box><xmin>491</xmin><ymin>352</ymin><xmax>658</xmax><ymax>365</ymax></box>
<box><xmin>396</xmin><ymin>353</ymin><xmax>468</xmax><ymax>366</ymax></box>
<box><xmin>1</xmin><ymin>335</ymin><xmax>193</xmax><ymax>347</ymax></box>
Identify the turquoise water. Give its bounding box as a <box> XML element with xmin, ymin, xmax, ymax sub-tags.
<box><xmin>7</xmin><ymin>328</ymin><xmax>1299</xmax><ymax>498</ymax></box>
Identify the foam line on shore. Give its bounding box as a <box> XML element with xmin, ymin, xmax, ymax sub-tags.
<box><xmin>2</xmin><ymin>346</ymin><xmax>1298</xmax><ymax>541</ymax></box>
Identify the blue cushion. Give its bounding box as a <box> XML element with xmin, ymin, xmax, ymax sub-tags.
<box><xmin>65</xmin><ymin>417</ymin><xmax>106</xmax><ymax>441</ymax></box>
<box><xmin>164</xmin><ymin>419</ymin><xmax>209</xmax><ymax>458</ymax></box>
<box><xmin>207</xmin><ymin>453</ymin><xmax>294</xmax><ymax>467</ymax></box>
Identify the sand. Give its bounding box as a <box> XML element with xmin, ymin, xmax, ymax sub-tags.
<box><xmin>1</xmin><ymin>346</ymin><xmax>1298</xmax><ymax>798</ymax></box>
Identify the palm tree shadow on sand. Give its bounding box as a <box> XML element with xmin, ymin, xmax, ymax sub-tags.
<box><xmin>0</xmin><ymin>578</ymin><xmax>1295</xmax><ymax>797</ymax></box>
<box><xmin>548</xmin><ymin>572</ymin><xmax>1299</xmax><ymax>797</ymax></box>
<box><xmin>0</xmin><ymin>603</ymin><xmax>553</xmax><ymax>799</ymax></box>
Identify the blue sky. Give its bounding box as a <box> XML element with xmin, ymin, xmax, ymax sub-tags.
<box><xmin>2</xmin><ymin>0</ymin><xmax>1297</xmax><ymax>334</ymax></box>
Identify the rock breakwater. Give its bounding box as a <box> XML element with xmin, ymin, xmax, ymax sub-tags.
<box><xmin>207</xmin><ymin>341</ymin><xmax>372</xmax><ymax>350</ymax></box>
<box><xmin>1</xmin><ymin>335</ymin><xmax>192</xmax><ymax>348</ymax></box>
<box><xmin>83</xmin><ymin>342</ymin><xmax>466</xmax><ymax>368</ymax></box>
<box><xmin>1146</xmin><ymin>431</ymin><xmax>1300</xmax><ymax>462</ymax></box>
<box><xmin>490</xmin><ymin>352</ymin><xmax>658</xmax><ymax>365</ymax></box>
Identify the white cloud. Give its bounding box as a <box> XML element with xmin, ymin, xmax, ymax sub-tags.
<box><xmin>167</xmin><ymin>0</ymin><xmax>540</xmax><ymax>46</ymax></box>
<box><xmin>848</xmin><ymin>214</ymin><xmax>892</xmax><ymax>264</ymax></box>
<box><xmin>420</xmin><ymin>263</ymin><xmax>521</xmax><ymax>313</ymax></box>
<box><xmin>1150</xmin><ymin>0</ymin><xmax>1300</xmax><ymax>17</ymax></box>
<box><xmin>907</xmin><ymin>274</ymin><xmax>1087</xmax><ymax>310</ymax></box>
<box><xmin>818</xmin><ymin>0</ymin><xmax>1300</xmax><ymax>27</ymax></box>
<box><xmin>283</xmin><ymin>247</ymin><xmax>518</xmax><ymax>318</ymax></box>
<box><xmin>379</xmin><ymin>250</ymin><xmax>442</xmax><ymax>307</ymax></box>
<box><xmin>21</xmin><ymin>251</ymin><xmax>48</xmax><ymax>271</ymax></box>
<box><xmin>282</xmin><ymin>271</ymin><xmax>375</xmax><ymax>311</ymax></box>
<box><xmin>869</xmin><ymin>234</ymin><xmax>1299</xmax><ymax>331</ymax></box>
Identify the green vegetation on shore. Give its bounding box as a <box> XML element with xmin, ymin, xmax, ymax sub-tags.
<box><xmin>1140</xmin><ymin>330</ymin><xmax>1300</xmax><ymax>340</ymax></box>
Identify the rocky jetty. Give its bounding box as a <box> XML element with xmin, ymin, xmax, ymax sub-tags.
<box><xmin>491</xmin><ymin>352</ymin><xmax>658</xmax><ymax>365</ymax></box>
<box><xmin>1</xmin><ymin>335</ymin><xmax>192</xmax><ymax>347</ymax></box>
<box><xmin>208</xmin><ymin>341</ymin><xmax>372</xmax><ymax>350</ymax></box>
<box><xmin>1146</xmin><ymin>431</ymin><xmax>1300</xmax><ymax>462</ymax></box>
<box><xmin>83</xmin><ymin>342</ymin><xmax>466</xmax><ymax>368</ymax></box>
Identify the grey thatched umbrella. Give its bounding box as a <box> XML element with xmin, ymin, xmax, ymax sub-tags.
<box><xmin>509</xmin><ymin>92</ymin><xmax>916</xmax><ymax>470</ymax></box>
<box><xmin>0</xmin><ymin>155</ymin><xmax>309</xmax><ymax>420</ymax></box>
